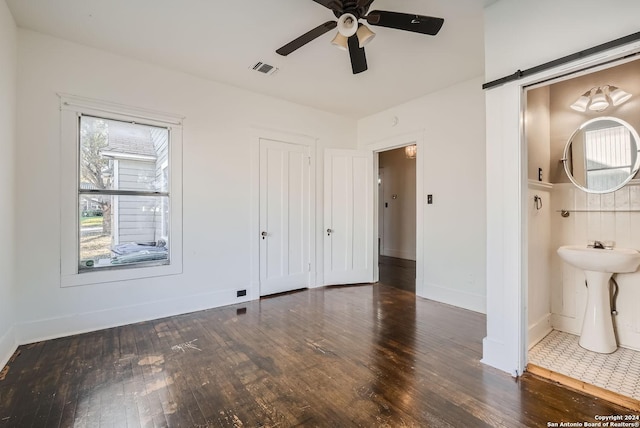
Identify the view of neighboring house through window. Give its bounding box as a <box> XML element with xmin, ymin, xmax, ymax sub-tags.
<box><xmin>585</xmin><ymin>125</ymin><xmax>634</xmax><ymax>191</ymax></box>
<box><xmin>79</xmin><ymin>115</ymin><xmax>170</xmax><ymax>270</ymax></box>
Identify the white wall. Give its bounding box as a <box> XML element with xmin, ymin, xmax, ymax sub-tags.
<box><xmin>14</xmin><ymin>29</ymin><xmax>357</xmax><ymax>343</ymax></box>
<box><xmin>526</xmin><ymin>86</ymin><xmax>550</xmax><ymax>182</ymax></box>
<box><xmin>0</xmin><ymin>0</ymin><xmax>17</xmax><ymax>368</ymax></box>
<box><xmin>379</xmin><ymin>148</ymin><xmax>416</xmax><ymax>261</ymax></box>
<box><xmin>484</xmin><ymin>0</ymin><xmax>640</xmax><ymax>82</ymax></box>
<box><xmin>359</xmin><ymin>77</ymin><xmax>487</xmax><ymax>313</ymax></box>
<box><xmin>526</xmin><ymin>87</ymin><xmax>553</xmax><ymax>349</ymax></box>
<box><xmin>483</xmin><ymin>0</ymin><xmax>640</xmax><ymax>374</ymax></box>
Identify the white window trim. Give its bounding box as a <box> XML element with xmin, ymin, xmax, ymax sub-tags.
<box><xmin>59</xmin><ymin>94</ymin><xmax>184</xmax><ymax>287</ymax></box>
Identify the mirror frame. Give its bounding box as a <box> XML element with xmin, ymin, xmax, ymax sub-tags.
<box><xmin>562</xmin><ymin>116</ymin><xmax>640</xmax><ymax>194</ymax></box>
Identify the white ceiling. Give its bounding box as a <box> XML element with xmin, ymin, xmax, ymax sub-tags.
<box><xmin>6</xmin><ymin>0</ymin><xmax>493</xmax><ymax>118</ymax></box>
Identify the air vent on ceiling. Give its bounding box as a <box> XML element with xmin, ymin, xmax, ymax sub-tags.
<box><xmin>251</xmin><ymin>61</ymin><xmax>278</xmax><ymax>76</ymax></box>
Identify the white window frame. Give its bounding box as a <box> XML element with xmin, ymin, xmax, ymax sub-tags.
<box><xmin>59</xmin><ymin>94</ymin><xmax>184</xmax><ymax>287</ymax></box>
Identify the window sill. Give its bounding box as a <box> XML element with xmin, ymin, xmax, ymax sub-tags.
<box><xmin>61</xmin><ymin>261</ymin><xmax>182</xmax><ymax>288</ymax></box>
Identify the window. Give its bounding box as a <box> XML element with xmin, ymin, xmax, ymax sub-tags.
<box><xmin>60</xmin><ymin>95</ymin><xmax>183</xmax><ymax>286</ymax></box>
<box><xmin>79</xmin><ymin>116</ymin><xmax>170</xmax><ymax>270</ymax></box>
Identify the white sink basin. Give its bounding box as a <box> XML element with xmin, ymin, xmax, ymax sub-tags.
<box><xmin>557</xmin><ymin>244</ymin><xmax>640</xmax><ymax>353</ymax></box>
<box><xmin>557</xmin><ymin>245</ymin><xmax>640</xmax><ymax>273</ymax></box>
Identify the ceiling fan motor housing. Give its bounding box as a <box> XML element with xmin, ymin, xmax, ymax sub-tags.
<box><xmin>337</xmin><ymin>13</ymin><xmax>358</xmax><ymax>37</ymax></box>
<box><xmin>333</xmin><ymin>0</ymin><xmax>370</xmax><ymax>19</ymax></box>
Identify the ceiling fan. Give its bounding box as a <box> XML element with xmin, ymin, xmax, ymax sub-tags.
<box><xmin>275</xmin><ymin>0</ymin><xmax>444</xmax><ymax>74</ymax></box>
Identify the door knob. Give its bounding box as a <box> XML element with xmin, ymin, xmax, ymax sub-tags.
<box><xmin>261</xmin><ymin>231</ymin><xmax>268</xmax><ymax>239</ymax></box>
<box><xmin>326</xmin><ymin>228</ymin><xmax>333</xmax><ymax>236</ymax></box>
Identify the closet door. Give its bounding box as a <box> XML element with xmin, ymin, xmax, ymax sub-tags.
<box><xmin>259</xmin><ymin>139</ymin><xmax>310</xmax><ymax>296</ymax></box>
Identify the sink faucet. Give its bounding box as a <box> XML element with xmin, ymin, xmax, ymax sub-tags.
<box><xmin>589</xmin><ymin>240</ymin><xmax>614</xmax><ymax>249</ymax></box>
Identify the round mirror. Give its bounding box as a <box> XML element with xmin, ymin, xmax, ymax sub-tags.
<box><xmin>563</xmin><ymin>117</ymin><xmax>640</xmax><ymax>193</ymax></box>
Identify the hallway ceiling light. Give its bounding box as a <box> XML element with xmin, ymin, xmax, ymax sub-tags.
<box><xmin>405</xmin><ymin>145</ymin><xmax>417</xmax><ymax>159</ymax></box>
<box><xmin>570</xmin><ymin>85</ymin><xmax>632</xmax><ymax>112</ymax></box>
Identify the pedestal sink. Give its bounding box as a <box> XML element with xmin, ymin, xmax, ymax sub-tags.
<box><xmin>557</xmin><ymin>245</ymin><xmax>640</xmax><ymax>353</ymax></box>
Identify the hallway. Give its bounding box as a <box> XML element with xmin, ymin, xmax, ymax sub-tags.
<box><xmin>378</xmin><ymin>255</ymin><xmax>416</xmax><ymax>293</ymax></box>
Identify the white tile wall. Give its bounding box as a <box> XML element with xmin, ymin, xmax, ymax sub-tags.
<box><xmin>551</xmin><ymin>181</ymin><xmax>640</xmax><ymax>351</ymax></box>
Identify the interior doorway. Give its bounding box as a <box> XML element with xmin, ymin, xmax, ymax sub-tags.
<box><xmin>377</xmin><ymin>146</ymin><xmax>417</xmax><ymax>293</ymax></box>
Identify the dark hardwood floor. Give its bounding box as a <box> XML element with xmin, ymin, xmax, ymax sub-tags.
<box><xmin>378</xmin><ymin>255</ymin><xmax>416</xmax><ymax>293</ymax></box>
<box><xmin>0</xmin><ymin>283</ymin><xmax>632</xmax><ymax>427</ymax></box>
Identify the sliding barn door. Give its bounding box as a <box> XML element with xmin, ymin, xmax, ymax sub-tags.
<box><xmin>259</xmin><ymin>139</ymin><xmax>310</xmax><ymax>296</ymax></box>
<box><xmin>324</xmin><ymin>149</ymin><xmax>374</xmax><ymax>285</ymax></box>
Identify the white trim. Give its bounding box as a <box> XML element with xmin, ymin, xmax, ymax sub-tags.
<box><xmin>248</xmin><ymin>128</ymin><xmax>317</xmax><ymax>299</ymax></box>
<box><xmin>423</xmin><ymin>282</ymin><xmax>486</xmax><ymax>314</ymax></box>
<box><xmin>59</xmin><ymin>98</ymin><xmax>184</xmax><ymax>287</ymax></box>
<box><xmin>380</xmin><ymin>249</ymin><xmax>416</xmax><ymax>261</ymax></box>
<box><xmin>365</xmin><ymin>131</ymin><xmax>425</xmax><ymax>297</ymax></box>
<box><xmin>13</xmin><ymin>288</ymin><xmax>251</xmax><ymax>346</ymax></box>
<box><xmin>555</xmin><ymin>179</ymin><xmax>640</xmax><ymax>191</ymax></box>
<box><xmin>100</xmin><ymin>151</ymin><xmax>157</xmax><ymax>162</ymax></box>
<box><xmin>59</xmin><ymin>93</ymin><xmax>184</xmax><ymax>126</ymax></box>
<box><xmin>528</xmin><ymin>313</ymin><xmax>552</xmax><ymax>349</ymax></box>
<box><xmin>112</xmin><ymin>159</ymin><xmax>120</xmax><ymax>245</ymax></box>
<box><xmin>484</xmin><ymin>38</ymin><xmax>640</xmax><ymax>376</ymax></box>
<box><xmin>551</xmin><ymin>313</ymin><xmax>580</xmax><ymax>337</ymax></box>
<box><xmin>530</xmin><ymin>179</ymin><xmax>640</xmax><ymax>192</ymax></box>
<box><xmin>481</xmin><ymin>338</ymin><xmax>518</xmax><ymax>377</ymax></box>
<box><xmin>0</xmin><ymin>325</ymin><xmax>16</xmax><ymax>371</ymax></box>
<box><xmin>527</xmin><ymin>180</ymin><xmax>554</xmax><ymax>191</ymax></box>
<box><xmin>483</xmin><ymin>84</ymin><xmax>526</xmax><ymax>375</ymax></box>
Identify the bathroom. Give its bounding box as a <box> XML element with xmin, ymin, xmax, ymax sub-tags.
<box><xmin>526</xmin><ymin>56</ymin><xmax>640</xmax><ymax>406</ymax></box>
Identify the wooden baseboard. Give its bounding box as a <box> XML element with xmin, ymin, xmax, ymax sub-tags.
<box><xmin>527</xmin><ymin>363</ymin><xmax>640</xmax><ymax>411</ymax></box>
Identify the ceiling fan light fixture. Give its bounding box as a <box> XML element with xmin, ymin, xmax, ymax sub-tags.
<box><xmin>331</xmin><ymin>32</ymin><xmax>349</xmax><ymax>51</ymax></box>
<box><xmin>356</xmin><ymin>24</ymin><xmax>376</xmax><ymax>48</ymax></box>
<box><xmin>337</xmin><ymin>13</ymin><xmax>358</xmax><ymax>37</ymax></box>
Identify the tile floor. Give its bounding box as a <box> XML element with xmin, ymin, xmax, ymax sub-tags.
<box><xmin>529</xmin><ymin>330</ymin><xmax>640</xmax><ymax>400</ymax></box>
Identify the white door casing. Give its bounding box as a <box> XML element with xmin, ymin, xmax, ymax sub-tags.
<box><xmin>366</xmin><ymin>132</ymin><xmax>424</xmax><ymax>291</ymax></box>
<box><xmin>324</xmin><ymin>149</ymin><xmax>374</xmax><ymax>285</ymax></box>
<box><xmin>259</xmin><ymin>138</ymin><xmax>310</xmax><ymax>296</ymax></box>
<box><xmin>378</xmin><ymin>167</ymin><xmax>385</xmax><ymax>256</ymax></box>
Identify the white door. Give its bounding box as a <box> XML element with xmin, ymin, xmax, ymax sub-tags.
<box><xmin>260</xmin><ymin>139</ymin><xmax>310</xmax><ymax>296</ymax></box>
<box><xmin>324</xmin><ymin>149</ymin><xmax>374</xmax><ymax>285</ymax></box>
